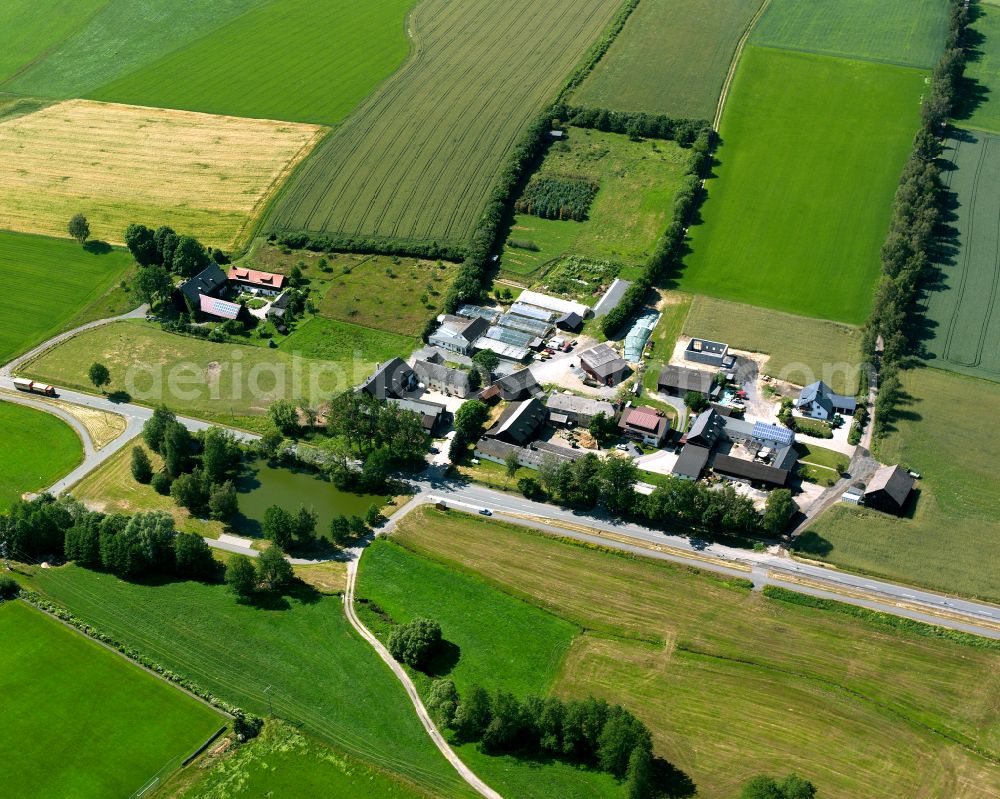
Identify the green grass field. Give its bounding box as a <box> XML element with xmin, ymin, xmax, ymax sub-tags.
<box><xmin>751</xmin><ymin>0</ymin><xmax>949</xmax><ymax>69</ymax></box>
<box><xmin>89</xmin><ymin>0</ymin><xmax>414</xmax><ymax>125</ymax></box>
<box><xmin>800</xmin><ymin>367</ymin><xmax>1000</xmax><ymax>602</ymax></box>
<box><xmin>22</xmin><ymin>319</ymin><xmax>413</xmax><ymax>428</ymax></box>
<box><xmin>24</xmin><ymin>564</ymin><xmax>473</xmax><ymax>798</ymax></box>
<box><xmin>0</xmin><ymin>0</ymin><xmax>105</xmax><ymax>84</ymax></box>
<box><xmin>499</xmin><ymin>128</ymin><xmax>692</xmax><ymax>277</ymax></box>
<box><xmin>0</xmin><ymin>401</ymin><xmax>82</xmax><ymax>510</ymax></box>
<box><xmin>0</xmin><ymin>231</ymin><xmax>135</xmax><ymax>364</ymax></box>
<box><xmin>572</xmin><ymin>0</ymin><xmax>763</xmax><ymax>119</ymax></box>
<box><xmin>267</xmin><ymin>0</ymin><xmax>622</xmax><ymax>245</ymax></box>
<box><xmin>920</xmin><ymin>130</ymin><xmax>1000</xmax><ymax>382</ymax></box>
<box><xmin>184</xmin><ymin>721</ymin><xmax>431</xmax><ymax>799</ymax></box>
<box><xmin>679</xmin><ymin>47</ymin><xmax>926</xmax><ymax>325</ymax></box>
<box><xmin>682</xmin><ymin>295</ymin><xmax>865</xmax><ymax>394</ymax></box>
<box><xmin>385</xmin><ymin>508</ymin><xmax>1000</xmax><ymax>799</ymax></box>
<box><xmin>960</xmin><ymin>4</ymin><xmax>1000</xmax><ymax>134</ymax></box>
<box><xmin>0</xmin><ymin>600</ymin><xmax>222</xmax><ymax>799</ymax></box>
<box><xmin>0</xmin><ymin>0</ymin><xmax>272</xmax><ymax>99</ymax></box>
<box><xmin>358</xmin><ymin>538</ymin><xmax>637</xmax><ymax>799</ymax></box>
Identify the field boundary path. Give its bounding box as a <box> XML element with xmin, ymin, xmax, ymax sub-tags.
<box><xmin>343</xmin><ymin>553</ymin><xmax>504</xmax><ymax>799</ymax></box>
<box><xmin>713</xmin><ymin>0</ymin><xmax>772</xmax><ymax>129</ymax></box>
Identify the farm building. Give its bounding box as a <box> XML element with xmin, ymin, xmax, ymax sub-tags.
<box><xmin>473</xmin><ymin>336</ymin><xmax>531</xmax><ymax>362</ymax></box>
<box><xmin>484</xmin><ymin>325</ymin><xmax>538</xmax><ymax>350</ymax></box>
<box><xmin>657</xmin><ymin>365</ymin><xmax>719</xmax><ymax>399</ymax></box>
<box><xmin>750</xmin><ymin>421</ymin><xmax>795</xmax><ymax>449</ymax></box>
<box><xmin>456</xmin><ymin>304</ymin><xmax>501</xmax><ymax>323</ymax></box>
<box><xmin>493</xmin><ymin>368</ymin><xmax>544</xmax><ymax>401</ymax></box>
<box><xmin>197</xmin><ymin>294</ymin><xmax>246</xmax><ymax>322</ymax></box>
<box><xmin>498</xmin><ymin>312</ymin><xmax>552</xmax><ymax>338</ymax></box>
<box><xmin>673</xmin><ymin>444</ymin><xmax>711</xmax><ymax>481</ymax></box>
<box><xmin>413</xmin><ymin>359</ymin><xmax>471</xmax><ymax>397</ymax></box>
<box><xmin>515</xmin><ymin>290</ymin><xmax>590</xmax><ymax>319</ymax></box>
<box><xmin>509</xmin><ymin>302</ymin><xmax>555</xmax><ymax>323</ymax></box>
<box><xmin>360</xmin><ymin>358</ymin><xmax>416</xmax><ymax>401</ymax></box>
<box><xmin>555</xmin><ymin>311</ymin><xmax>584</xmax><ymax>332</ymax></box>
<box><xmin>579</xmin><ymin>344</ymin><xmax>630</xmax><ymax>386</ymax></box>
<box><xmin>545</xmin><ymin>393</ymin><xmax>615</xmax><ymax>427</ymax></box>
<box><xmin>228</xmin><ymin>266</ymin><xmax>285</xmax><ymax>295</ymax></box>
<box><xmin>485</xmin><ymin>398</ymin><xmax>547</xmax><ymax>445</ymax></box>
<box><xmin>474</xmin><ymin>437</ymin><xmax>585</xmax><ymax>469</ymax></box>
<box><xmin>841</xmin><ymin>483</ymin><xmax>865</xmax><ymax>505</ymax></box>
<box><xmin>618</xmin><ymin>406</ymin><xmax>669</xmax><ymax>447</ymax></box>
<box><xmin>713</xmin><ymin>454</ymin><xmax>790</xmax><ymax>488</ymax></box>
<box><xmin>623</xmin><ymin>310</ymin><xmax>659</xmax><ymax>362</ymax></box>
<box><xmin>795</xmin><ymin>380</ymin><xmax>857</xmax><ymax>420</ymax></box>
<box><xmin>389</xmin><ymin>397</ymin><xmax>447</xmax><ymax>433</ymax></box>
<box><xmin>592</xmin><ymin>278</ymin><xmax>632</xmax><ymax>318</ymax></box>
<box><xmin>683</xmin><ymin>409</ymin><xmax>726</xmax><ymax>448</ymax></box>
<box><xmin>174</xmin><ymin>264</ymin><xmax>228</xmax><ymax>311</ymax></box>
<box><xmin>266</xmin><ymin>290</ymin><xmax>291</xmax><ymax>325</ymax></box>
<box><xmin>429</xmin><ymin>315</ymin><xmax>489</xmax><ymax>355</ymax></box>
<box><xmin>863</xmin><ymin>465</ymin><xmax>915</xmax><ymax>515</ymax></box>
<box><xmin>684</xmin><ymin>338</ymin><xmax>734</xmax><ymax>368</ymax></box>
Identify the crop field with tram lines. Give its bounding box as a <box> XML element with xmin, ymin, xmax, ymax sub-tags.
<box><xmin>266</xmin><ymin>0</ymin><xmax>624</xmax><ymax>246</ymax></box>
<box><xmin>920</xmin><ymin>130</ymin><xmax>1000</xmax><ymax>382</ymax></box>
<box><xmin>571</xmin><ymin>0</ymin><xmax>764</xmax><ymax>120</ymax></box>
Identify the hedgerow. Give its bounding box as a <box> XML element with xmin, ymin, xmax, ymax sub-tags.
<box><xmin>19</xmin><ymin>591</ymin><xmax>264</xmax><ymax>737</ymax></box>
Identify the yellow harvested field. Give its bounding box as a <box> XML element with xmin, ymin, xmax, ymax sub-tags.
<box><xmin>0</xmin><ymin>99</ymin><xmax>325</xmax><ymax>248</ymax></box>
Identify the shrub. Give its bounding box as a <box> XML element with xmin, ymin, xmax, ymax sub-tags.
<box><xmin>130</xmin><ymin>447</ymin><xmax>153</xmax><ymax>484</ymax></box>
<box><xmin>151</xmin><ymin>470</ymin><xmax>172</xmax><ymax>496</ymax></box>
<box><xmin>515</xmin><ymin>174</ymin><xmax>599</xmax><ymax>221</ymax></box>
<box><xmin>0</xmin><ymin>574</ymin><xmax>20</xmax><ymax>599</ymax></box>
<box><xmin>387</xmin><ymin>618</ymin><xmax>443</xmax><ymax>671</ymax></box>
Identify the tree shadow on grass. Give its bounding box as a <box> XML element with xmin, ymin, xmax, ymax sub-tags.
<box><xmin>791</xmin><ymin>530</ymin><xmax>833</xmax><ymax>558</ymax></box>
<box><xmin>423</xmin><ymin>638</ymin><xmax>461</xmax><ymax>679</ymax></box>
<box><xmin>83</xmin><ymin>240</ymin><xmax>112</xmax><ymax>255</ymax></box>
<box><xmin>652</xmin><ymin>756</ymin><xmax>697</xmax><ymax>798</ymax></box>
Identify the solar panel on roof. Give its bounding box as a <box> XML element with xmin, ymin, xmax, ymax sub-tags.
<box><xmin>752</xmin><ymin>421</ymin><xmax>793</xmax><ymax>446</ymax></box>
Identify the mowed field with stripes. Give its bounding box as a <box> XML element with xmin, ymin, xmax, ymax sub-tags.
<box><xmin>267</xmin><ymin>0</ymin><xmax>623</xmax><ymax>246</ymax></box>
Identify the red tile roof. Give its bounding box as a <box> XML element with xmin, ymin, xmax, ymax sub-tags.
<box><xmin>625</xmin><ymin>407</ymin><xmax>662</xmax><ymax>432</ymax></box>
<box><xmin>228</xmin><ymin>266</ymin><xmax>285</xmax><ymax>289</ymax></box>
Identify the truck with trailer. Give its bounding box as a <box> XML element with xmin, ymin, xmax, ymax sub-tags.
<box><xmin>12</xmin><ymin>378</ymin><xmax>57</xmax><ymax>396</ymax></box>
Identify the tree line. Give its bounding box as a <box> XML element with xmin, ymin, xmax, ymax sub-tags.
<box><xmin>514</xmin><ymin>451</ymin><xmax>795</xmax><ymax>537</ymax></box>
<box><xmin>558</xmin><ymin>105</ymin><xmax>711</xmax><ymax>146</ymax></box>
<box><xmin>428</xmin><ymin>681</ymin><xmax>657</xmax><ymax>798</ymax></box>
<box><xmin>269</xmin><ymin>231</ymin><xmax>464</xmax><ymax>263</ymax></box>
<box><xmin>862</xmin><ymin>0</ymin><xmax>971</xmax><ymax>444</ymax></box>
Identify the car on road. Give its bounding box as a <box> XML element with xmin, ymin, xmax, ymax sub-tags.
<box><xmin>479</xmin><ymin>508</ymin><xmax>493</xmax><ymax>516</ymax></box>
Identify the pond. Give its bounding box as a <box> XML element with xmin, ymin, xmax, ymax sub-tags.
<box><xmin>234</xmin><ymin>458</ymin><xmax>386</xmax><ymax>539</ymax></box>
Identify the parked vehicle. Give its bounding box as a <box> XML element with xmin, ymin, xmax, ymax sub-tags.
<box><xmin>13</xmin><ymin>378</ymin><xmax>56</xmax><ymax>396</ymax></box>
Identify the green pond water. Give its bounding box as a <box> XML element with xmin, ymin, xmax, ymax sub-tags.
<box><xmin>235</xmin><ymin>458</ymin><xmax>385</xmax><ymax>539</ymax></box>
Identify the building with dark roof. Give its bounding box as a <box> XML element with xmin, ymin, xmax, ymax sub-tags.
<box><xmin>863</xmin><ymin>465</ymin><xmax>915</xmax><ymax>515</ymax></box>
<box><xmin>413</xmin><ymin>359</ymin><xmax>471</xmax><ymax>397</ymax></box>
<box><xmin>683</xmin><ymin>409</ymin><xmax>726</xmax><ymax>448</ymax></box>
<box><xmin>712</xmin><ymin>454</ymin><xmax>790</xmax><ymax>487</ymax></box>
<box><xmin>474</xmin><ymin>437</ymin><xmax>585</xmax><ymax>469</ymax></box>
<box><xmin>579</xmin><ymin>344</ymin><xmax>630</xmax><ymax>386</ymax></box>
<box><xmin>618</xmin><ymin>406</ymin><xmax>669</xmax><ymax>447</ymax></box>
<box><xmin>359</xmin><ymin>358</ymin><xmax>416</xmax><ymax>401</ymax></box>
<box><xmin>174</xmin><ymin>264</ymin><xmax>228</xmax><ymax>310</ymax></box>
<box><xmin>485</xmin><ymin>398</ymin><xmax>547</xmax><ymax>445</ymax></box>
<box><xmin>555</xmin><ymin>311</ymin><xmax>584</xmax><ymax>332</ymax></box>
<box><xmin>795</xmin><ymin>380</ymin><xmax>857</xmax><ymax>420</ymax></box>
<box><xmin>751</xmin><ymin>421</ymin><xmax>795</xmax><ymax>448</ymax></box>
<box><xmin>389</xmin><ymin>397</ymin><xmax>447</xmax><ymax>433</ymax></box>
<box><xmin>673</xmin><ymin>444</ymin><xmax>710</xmax><ymax>481</ymax></box>
<box><xmin>493</xmin><ymin>368</ymin><xmax>543</xmax><ymax>401</ymax></box>
<box><xmin>657</xmin><ymin>365</ymin><xmax>717</xmax><ymax>399</ymax></box>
